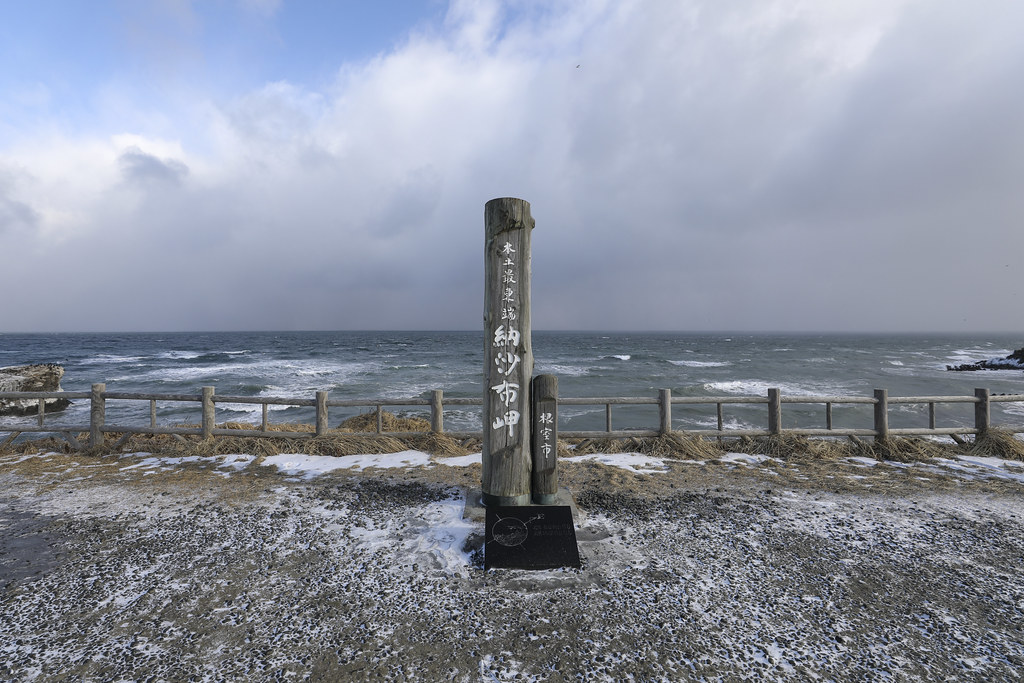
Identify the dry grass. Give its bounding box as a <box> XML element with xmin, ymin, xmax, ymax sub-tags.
<box><xmin>3</xmin><ymin>412</ymin><xmax>1023</xmax><ymax>465</ymax></box>
<box><xmin>968</xmin><ymin>428</ymin><xmax>1024</xmax><ymax>461</ymax></box>
<box><xmin>563</xmin><ymin>433</ymin><xmax>720</xmax><ymax>460</ymax></box>
<box><xmin>335</xmin><ymin>411</ymin><xmax>432</xmax><ymax>433</ymax></box>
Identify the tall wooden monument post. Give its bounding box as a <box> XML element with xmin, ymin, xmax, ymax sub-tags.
<box><xmin>483</xmin><ymin>197</ymin><xmax>534</xmax><ymax>506</ymax></box>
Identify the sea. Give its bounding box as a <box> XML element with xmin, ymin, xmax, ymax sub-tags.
<box><xmin>2</xmin><ymin>331</ymin><xmax>1023</xmax><ymax>437</ymax></box>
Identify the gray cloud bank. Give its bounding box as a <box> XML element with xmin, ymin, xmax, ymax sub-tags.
<box><xmin>1</xmin><ymin>0</ymin><xmax>1022</xmax><ymax>333</ymax></box>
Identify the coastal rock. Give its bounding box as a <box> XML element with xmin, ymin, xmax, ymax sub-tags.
<box><xmin>0</xmin><ymin>364</ymin><xmax>72</xmax><ymax>416</ymax></box>
<box><xmin>947</xmin><ymin>347</ymin><xmax>1024</xmax><ymax>371</ymax></box>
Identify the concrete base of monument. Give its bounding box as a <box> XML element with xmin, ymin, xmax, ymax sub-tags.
<box><xmin>463</xmin><ymin>487</ymin><xmax>583</xmax><ymax>525</ymax></box>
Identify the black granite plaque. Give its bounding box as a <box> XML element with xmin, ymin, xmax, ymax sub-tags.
<box><xmin>484</xmin><ymin>505</ymin><xmax>581</xmax><ymax>570</ymax></box>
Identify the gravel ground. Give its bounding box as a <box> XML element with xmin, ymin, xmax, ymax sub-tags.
<box><xmin>2</xmin><ymin>450</ymin><xmax>1024</xmax><ymax>681</ymax></box>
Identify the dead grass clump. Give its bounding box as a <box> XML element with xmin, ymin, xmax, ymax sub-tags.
<box><xmin>563</xmin><ymin>434</ymin><xmax>721</xmax><ymax>460</ymax></box>
<box><xmin>403</xmin><ymin>432</ymin><xmax>473</xmax><ymax>457</ymax></box>
<box><xmin>644</xmin><ymin>433</ymin><xmax>721</xmax><ymax>459</ymax></box>
<box><xmin>338</xmin><ymin>411</ymin><xmax>431</xmax><ymax>433</ymax></box>
<box><xmin>969</xmin><ymin>429</ymin><xmax>1024</xmax><ymax>461</ymax></box>
<box><xmin>1</xmin><ymin>434</ymin><xmax>78</xmax><ymax>455</ymax></box>
<box><xmin>729</xmin><ymin>435</ymin><xmax>829</xmax><ymax>460</ymax></box>
<box><xmin>566</xmin><ymin>437</ymin><xmax>630</xmax><ymax>456</ymax></box>
<box><xmin>873</xmin><ymin>437</ymin><xmax>949</xmax><ymax>463</ymax></box>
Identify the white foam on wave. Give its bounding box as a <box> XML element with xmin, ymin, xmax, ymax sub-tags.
<box><xmin>158</xmin><ymin>351</ymin><xmax>203</xmax><ymax>360</ymax></box>
<box><xmin>535</xmin><ymin>363</ymin><xmax>588</xmax><ymax>377</ymax></box>
<box><xmin>610</xmin><ymin>354</ymin><xmax>631</xmax><ymax>361</ymax></box>
<box><xmin>689</xmin><ymin>414</ymin><xmax>758</xmax><ymax>431</ymax></box>
<box><xmin>131</xmin><ymin>358</ymin><xmax>380</xmax><ymax>389</ymax></box>
<box><xmin>704</xmin><ymin>380</ymin><xmax>831</xmax><ymax>397</ymax></box>
<box><xmin>669</xmin><ymin>360</ymin><xmax>730</xmax><ymax>368</ymax></box>
<box><xmin>86</xmin><ymin>354</ymin><xmax>147</xmax><ymax>365</ymax></box>
<box><xmin>947</xmin><ymin>347</ymin><xmax>1012</xmax><ymax>363</ymax></box>
<box><xmin>128</xmin><ymin>363</ymin><xmax>243</xmax><ymax>383</ymax></box>
<box><xmin>1000</xmin><ymin>403</ymin><xmax>1024</xmax><ymax>417</ymax></box>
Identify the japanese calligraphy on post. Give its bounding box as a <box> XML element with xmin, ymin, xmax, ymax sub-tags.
<box><xmin>536</xmin><ymin>409</ymin><xmax>555</xmax><ymax>469</ymax></box>
<box><xmin>483</xmin><ymin>198</ymin><xmax>534</xmax><ymax>506</ymax></box>
<box><xmin>491</xmin><ymin>240</ymin><xmax>525</xmax><ymax>439</ymax></box>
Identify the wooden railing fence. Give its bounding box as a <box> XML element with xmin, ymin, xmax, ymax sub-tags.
<box><xmin>2</xmin><ymin>385</ymin><xmax>1023</xmax><ymax>452</ymax></box>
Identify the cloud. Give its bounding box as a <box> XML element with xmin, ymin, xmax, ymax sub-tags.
<box><xmin>1</xmin><ymin>0</ymin><xmax>1023</xmax><ymax>332</ymax></box>
<box><xmin>0</xmin><ymin>168</ymin><xmax>40</xmax><ymax>235</ymax></box>
<box><xmin>118</xmin><ymin>146</ymin><xmax>190</xmax><ymax>186</ymax></box>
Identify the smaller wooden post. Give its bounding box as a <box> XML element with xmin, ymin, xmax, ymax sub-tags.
<box><xmin>202</xmin><ymin>386</ymin><xmax>215</xmax><ymax>439</ymax></box>
<box><xmin>531</xmin><ymin>375</ymin><xmax>558</xmax><ymax>505</ymax></box>
<box><xmin>37</xmin><ymin>397</ymin><xmax>45</xmax><ymax>428</ymax></box>
<box><xmin>974</xmin><ymin>388</ymin><xmax>990</xmax><ymax>439</ymax></box>
<box><xmin>430</xmin><ymin>390</ymin><xmax>444</xmax><ymax>433</ymax></box>
<box><xmin>315</xmin><ymin>391</ymin><xmax>328</xmax><ymax>436</ymax></box>
<box><xmin>768</xmin><ymin>388</ymin><xmax>781</xmax><ymax>435</ymax></box>
<box><xmin>89</xmin><ymin>383</ymin><xmax>106</xmax><ymax>449</ymax></box>
<box><xmin>659</xmin><ymin>389</ymin><xmax>672</xmax><ymax>435</ymax></box>
<box><xmin>873</xmin><ymin>389</ymin><xmax>889</xmax><ymax>443</ymax></box>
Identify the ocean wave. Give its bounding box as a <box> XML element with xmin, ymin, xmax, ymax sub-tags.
<box><xmin>948</xmin><ymin>347</ymin><xmax>1012</xmax><ymax>363</ymax></box>
<box><xmin>535</xmin><ymin>363</ymin><xmax>589</xmax><ymax>377</ymax></box>
<box><xmin>86</xmin><ymin>354</ymin><xmax>147</xmax><ymax>365</ymax></box>
<box><xmin>703</xmin><ymin>380</ymin><xmax>834</xmax><ymax>397</ymax></box>
<box><xmin>604</xmin><ymin>355</ymin><xmax>631</xmax><ymax>361</ymax></box>
<box><xmin>685</xmin><ymin>414</ymin><xmax>758</xmax><ymax>431</ymax></box>
<box><xmin>158</xmin><ymin>351</ymin><xmax>203</xmax><ymax>360</ymax></box>
<box><xmin>668</xmin><ymin>360</ymin><xmax>730</xmax><ymax>368</ymax></box>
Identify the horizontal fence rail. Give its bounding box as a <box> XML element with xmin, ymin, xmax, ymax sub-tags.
<box><xmin>2</xmin><ymin>385</ymin><xmax>1023</xmax><ymax>452</ymax></box>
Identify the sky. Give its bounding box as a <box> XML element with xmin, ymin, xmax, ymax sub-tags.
<box><xmin>1</xmin><ymin>0</ymin><xmax>1022</xmax><ymax>334</ymax></box>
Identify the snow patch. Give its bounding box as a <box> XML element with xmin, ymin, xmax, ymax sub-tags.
<box><xmin>263</xmin><ymin>451</ymin><xmax>432</xmax><ymax>479</ymax></box>
<box><xmin>562</xmin><ymin>452</ymin><xmax>669</xmax><ymax>474</ymax></box>
<box><xmin>434</xmin><ymin>453</ymin><xmax>482</xmax><ymax>467</ymax></box>
<box><xmin>719</xmin><ymin>452</ymin><xmax>782</xmax><ymax>467</ymax></box>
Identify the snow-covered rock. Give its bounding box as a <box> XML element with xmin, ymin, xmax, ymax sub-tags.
<box><xmin>947</xmin><ymin>347</ymin><xmax>1024</xmax><ymax>371</ymax></box>
<box><xmin>0</xmin><ymin>364</ymin><xmax>72</xmax><ymax>416</ymax></box>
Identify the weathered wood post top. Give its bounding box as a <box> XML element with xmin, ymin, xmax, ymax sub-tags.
<box><xmin>483</xmin><ymin>197</ymin><xmax>535</xmax><ymax>506</ymax></box>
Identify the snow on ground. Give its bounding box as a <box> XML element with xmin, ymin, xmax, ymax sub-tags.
<box><xmin>2</xmin><ymin>448</ymin><xmax>1024</xmax><ymax>680</ymax></box>
<box><xmin>263</xmin><ymin>450</ymin><xmax>433</xmax><ymax>479</ymax></box>
<box><xmin>560</xmin><ymin>452</ymin><xmax>671</xmax><ymax>474</ymax></box>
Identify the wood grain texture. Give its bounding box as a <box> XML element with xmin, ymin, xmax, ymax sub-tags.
<box><xmin>482</xmin><ymin>197</ymin><xmax>535</xmax><ymax>505</ymax></box>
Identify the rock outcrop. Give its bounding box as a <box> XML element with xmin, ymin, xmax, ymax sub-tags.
<box><xmin>947</xmin><ymin>348</ymin><xmax>1024</xmax><ymax>371</ymax></box>
<box><xmin>0</xmin><ymin>364</ymin><xmax>73</xmax><ymax>416</ymax></box>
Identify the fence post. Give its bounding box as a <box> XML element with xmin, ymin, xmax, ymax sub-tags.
<box><xmin>430</xmin><ymin>390</ymin><xmax>444</xmax><ymax>433</ymax></box>
<box><xmin>202</xmin><ymin>386</ymin><xmax>215</xmax><ymax>439</ymax></box>
<box><xmin>873</xmin><ymin>389</ymin><xmax>888</xmax><ymax>443</ymax></box>
<box><xmin>974</xmin><ymin>388</ymin><xmax>990</xmax><ymax>439</ymax></box>
<box><xmin>768</xmin><ymin>388</ymin><xmax>781</xmax><ymax>435</ymax></box>
<box><xmin>316</xmin><ymin>391</ymin><xmax>328</xmax><ymax>436</ymax></box>
<box><xmin>531</xmin><ymin>375</ymin><xmax>558</xmax><ymax>504</ymax></box>
<box><xmin>89</xmin><ymin>383</ymin><xmax>106</xmax><ymax>449</ymax></box>
<box><xmin>659</xmin><ymin>389</ymin><xmax>672</xmax><ymax>435</ymax></box>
